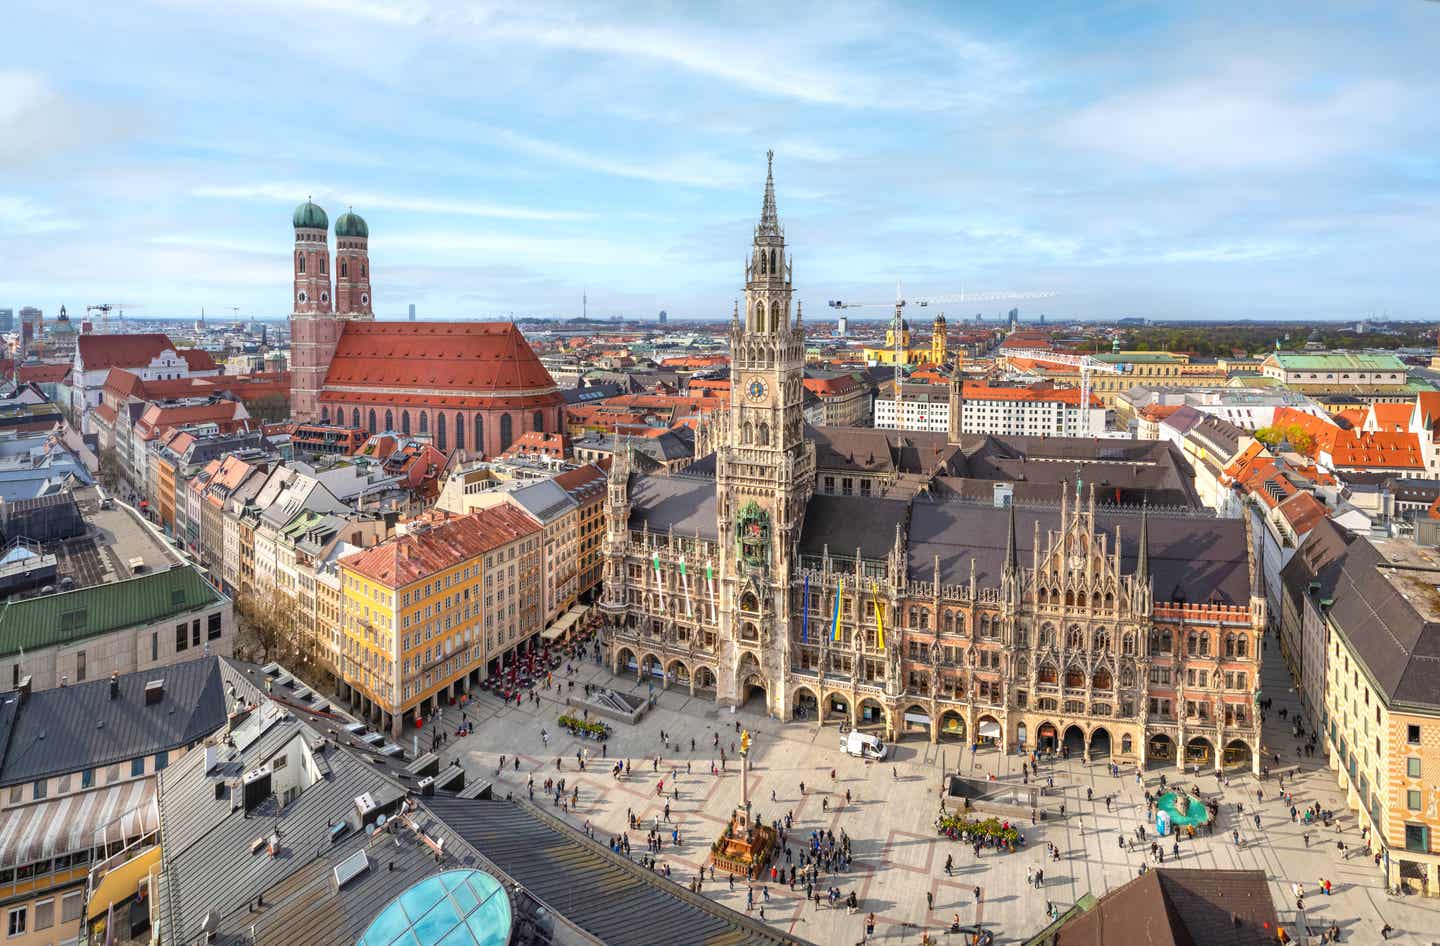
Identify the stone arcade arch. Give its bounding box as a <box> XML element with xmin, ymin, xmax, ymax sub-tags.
<box><xmin>1089</xmin><ymin>727</ymin><xmax>1112</xmax><ymax>759</ymax></box>
<box><xmin>792</xmin><ymin>684</ymin><xmax>819</xmax><ymax>720</ymax></box>
<box><xmin>899</xmin><ymin>703</ymin><xmax>931</xmax><ymax>742</ymax></box>
<box><xmin>938</xmin><ymin>711</ymin><xmax>967</xmax><ymax>743</ymax></box>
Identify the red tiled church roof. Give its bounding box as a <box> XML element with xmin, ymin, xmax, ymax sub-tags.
<box><xmin>321</xmin><ymin>322</ymin><xmax>560</xmax><ymax>398</ymax></box>
<box><xmin>179</xmin><ymin>348</ymin><xmax>218</xmax><ymax>371</ymax></box>
<box><xmin>77</xmin><ymin>333</ymin><xmax>176</xmax><ymax>371</ymax></box>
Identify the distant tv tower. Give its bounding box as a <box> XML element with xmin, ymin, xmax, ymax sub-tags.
<box><xmin>583</xmin><ymin>291</ymin><xmax>588</xmax><ymax>320</ymax></box>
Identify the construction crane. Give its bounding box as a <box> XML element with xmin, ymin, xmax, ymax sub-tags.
<box><xmin>999</xmin><ymin>348</ymin><xmax>1127</xmax><ymax>417</ymax></box>
<box><xmin>829</xmin><ymin>285</ymin><xmax>1059</xmax><ymax>431</ymax></box>
<box><xmin>85</xmin><ymin>303</ymin><xmax>141</xmax><ymax>334</ymax></box>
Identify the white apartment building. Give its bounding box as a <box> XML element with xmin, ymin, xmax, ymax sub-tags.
<box><xmin>874</xmin><ymin>381</ymin><xmax>1105</xmax><ymax>437</ymax></box>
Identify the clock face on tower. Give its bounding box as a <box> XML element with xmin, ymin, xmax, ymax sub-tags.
<box><xmin>746</xmin><ymin>378</ymin><xmax>768</xmax><ymax>401</ymax></box>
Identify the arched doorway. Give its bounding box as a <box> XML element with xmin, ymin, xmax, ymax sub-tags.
<box><xmin>977</xmin><ymin>714</ymin><xmax>1003</xmax><ymax>748</ymax></box>
<box><xmin>640</xmin><ymin>653</ymin><xmax>663</xmax><ymax>681</ymax></box>
<box><xmin>1089</xmin><ymin>727</ymin><xmax>1112</xmax><ymax>760</ymax></box>
<box><xmin>1062</xmin><ymin>725</ymin><xmax>1086</xmax><ymax>758</ymax></box>
<box><xmin>823</xmin><ymin>692</ymin><xmax>850</xmax><ymax>726</ymax></box>
<box><xmin>1223</xmin><ymin>738</ymin><xmax>1253</xmax><ymax>771</ymax></box>
<box><xmin>1148</xmin><ymin>733</ymin><xmax>1176</xmax><ymax>768</ymax></box>
<box><xmin>693</xmin><ymin>666</ymin><xmax>717</xmax><ymax>695</ymax></box>
<box><xmin>900</xmin><ymin>704</ymin><xmax>931</xmax><ymax>742</ymax></box>
<box><xmin>615</xmin><ymin>647</ymin><xmax>636</xmax><ymax>674</ymax></box>
<box><xmin>666</xmin><ymin>660</ymin><xmax>691</xmax><ymax>690</ymax></box>
<box><xmin>1185</xmin><ymin>736</ymin><xmax>1215</xmax><ymax>768</ymax></box>
<box><xmin>1037</xmin><ymin>721</ymin><xmax>1059</xmax><ymax>752</ymax></box>
<box><xmin>793</xmin><ymin>686</ymin><xmax>819</xmax><ymax>720</ymax></box>
<box><xmin>858</xmin><ymin>698</ymin><xmax>887</xmax><ymax>733</ymax></box>
<box><xmin>939</xmin><ymin>711</ymin><xmax>967</xmax><ymax>743</ymax></box>
<box><xmin>736</xmin><ymin>653</ymin><xmax>766</xmax><ymax>710</ymax></box>
<box><xmin>1015</xmin><ymin>721</ymin><xmax>1027</xmax><ymax>749</ymax></box>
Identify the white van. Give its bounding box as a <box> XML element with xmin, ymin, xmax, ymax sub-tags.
<box><xmin>840</xmin><ymin>730</ymin><xmax>888</xmax><ymax>760</ymax></box>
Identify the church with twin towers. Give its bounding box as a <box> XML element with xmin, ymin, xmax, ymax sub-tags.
<box><xmin>600</xmin><ymin>152</ymin><xmax>1266</xmax><ymax>774</ymax></box>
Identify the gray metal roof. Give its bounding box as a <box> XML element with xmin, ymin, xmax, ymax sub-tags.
<box><xmin>426</xmin><ymin>795</ymin><xmax>813</xmax><ymax>946</ymax></box>
<box><xmin>0</xmin><ymin>655</ymin><xmax>242</xmax><ymax>787</ymax></box>
<box><xmin>629</xmin><ymin>474</ymin><xmax>718</xmax><ymax>540</ymax></box>
<box><xmin>1325</xmin><ymin>537</ymin><xmax>1440</xmax><ymax>706</ymax></box>
<box><xmin>798</xmin><ymin>494</ymin><xmax>1252</xmax><ymax>604</ymax></box>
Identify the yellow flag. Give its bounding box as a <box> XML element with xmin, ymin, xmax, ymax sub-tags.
<box><xmin>871</xmin><ymin>581</ymin><xmax>885</xmax><ymax>650</ymax></box>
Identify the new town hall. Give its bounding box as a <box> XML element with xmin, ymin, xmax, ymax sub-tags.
<box><xmin>601</xmin><ymin>155</ymin><xmax>1266</xmax><ymax>773</ymax></box>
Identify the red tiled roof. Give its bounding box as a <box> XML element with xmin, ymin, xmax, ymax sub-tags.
<box><xmin>1278</xmin><ymin>491</ymin><xmax>1327</xmax><ymax>535</ymax></box>
<box><xmin>553</xmin><ymin>463</ymin><xmax>606</xmax><ymax>495</ymax></box>
<box><xmin>322</xmin><ymin>322</ymin><xmax>559</xmax><ymax>397</ymax></box>
<box><xmin>961</xmin><ymin>381</ymin><xmax>1101</xmax><ymax>408</ymax></box>
<box><xmin>179</xmin><ymin>348</ymin><xmax>217</xmax><ymax>371</ymax></box>
<box><xmin>340</xmin><ymin>505</ymin><xmax>539</xmax><ymax>587</ymax></box>
<box><xmin>77</xmin><ymin>333</ymin><xmax>176</xmax><ymax>371</ymax></box>
<box><xmin>135</xmin><ymin>401</ymin><xmax>248</xmax><ymax>439</ymax></box>
<box><xmin>500</xmin><ymin>431</ymin><xmax>567</xmax><ymax>459</ymax></box>
<box><xmin>16</xmin><ymin>362</ymin><xmax>71</xmax><ymax>384</ymax></box>
<box><xmin>803</xmin><ymin>376</ymin><xmax>859</xmax><ymax>397</ymax></box>
<box><xmin>1139</xmin><ymin>404</ymin><xmax>1183</xmax><ymax>422</ymax></box>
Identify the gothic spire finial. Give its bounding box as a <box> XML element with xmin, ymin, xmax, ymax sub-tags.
<box><xmin>1003</xmin><ymin>500</ymin><xmax>1019</xmax><ymax>578</ymax></box>
<box><xmin>1136</xmin><ymin>503</ymin><xmax>1150</xmax><ymax>583</ymax></box>
<box><xmin>758</xmin><ymin>151</ymin><xmax>780</xmax><ymax>236</ymax></box>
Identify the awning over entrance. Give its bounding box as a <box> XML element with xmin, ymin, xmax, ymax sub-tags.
<box><xmin>541</xmin><ymin>604</ymin><xmax>587</xmax><ymax>641</ymax></box>
<box><xmin>978</xmin><ymin>720</ymin><xmax>1001</xmax><ymax>738</ymax></box>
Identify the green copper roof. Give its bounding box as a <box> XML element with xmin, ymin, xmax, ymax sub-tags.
<box><xmin>293</xmin><ymin>199</ymin><xmax>329</xmax><ymax>230</ymax></box>
<box><xmin>0</xmin><ymin>565</ymin><xmax>224</xmax><ymax>658</ymax></box>
<box><xmin>1268</xmin><ymin>352</ymin><xmax>1407</xmax><ymax>371</ymax></box>
<box><xmin>335</xmin><ymin>209</ymin><xmax>369</xmax><ymax>238</ymax></box>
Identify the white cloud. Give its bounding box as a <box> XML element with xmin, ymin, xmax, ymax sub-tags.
<box><xmin>487</xmin><ymin>127</ymin><xmax>747</xmax><ymax>189</ymax></box>
<box><xmin>0</xmin><ymin>195</ymin><xmax>75</xmax><ymax>234</ymax></box>
<box><xmin>1057</xmin><ymin>67</ymin><xmax>1414</xmax><ymax>170</ymax></box>
<box><xmin>192</xmin><ymin>183</ymin><xmax>590</xmax><ymax>221</ymax></box>
<box><xmin>0</xmin><ymin>69</ymin><xmax>139</xmax><ymax>168</ymax></box>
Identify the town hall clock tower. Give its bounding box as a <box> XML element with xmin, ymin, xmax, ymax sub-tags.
<box><xmin>714</xmin><ymin>152</ymin><xmax>816</xmax><ymax>714</ymax></box>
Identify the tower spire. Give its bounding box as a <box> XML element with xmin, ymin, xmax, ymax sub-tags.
<box><xmin>1003</xmin><ymin>500</ymin><xmax>1019</xmax><ymax>580</ymax></box>
<box><xmin>758</xmin><ymin>149</ymin><xmax>780</xmax><ymax>236</ymax></box>
<box><xmin>1136</xmin><ymin>504</ymin><xmax>1150</xmax><ymax>584</ymax></box>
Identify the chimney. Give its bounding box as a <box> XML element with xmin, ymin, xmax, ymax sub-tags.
<box><xmin>110</xmin><ymin>671</ymin><xmax>120</xmax><ymax>700</ymax></box>
<box><xmin>17</xmin><ymin>676</ymin><xmax>31</xmax><ymax>705</ymax></box>
<box><xmin>144</xmin><ymin>679</ymin><xmax>165</xmax><ymax>705</ymax></box>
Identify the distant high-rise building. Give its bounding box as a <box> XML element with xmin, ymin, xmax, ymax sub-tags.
<box><xmin>408</xmin><ymin>304</ymin><xmax>416</xmax><ymax>322</ymax></box>
<box><xmin>0</xmin><ymin>309</ymin><xmax>12</xmax><ymax>333</ymax></box>
<box><xmin>1008</xmin><ymin>307</ymin><xmax>1020</xmax><ymax>329</ymax></box>
<box><xmin>658</xmin><ymin>309</ymin><xmax>667</xmax><ymax>325</ymax></box>
<box><xmin>19</xmin><ymin>307</ymin><xmax>41</xmax><ymax>346</ymax></box>
<box><xmin>836</xmin><ymin>314</ymin><xmax>848</xmax><ymax>337</ymax></box>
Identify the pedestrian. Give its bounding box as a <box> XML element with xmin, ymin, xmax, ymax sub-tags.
<box><xmin>945</xmin><ymin>854</ymin><xmax>953</xmax><ymax>876</ymax></box>
<box><xmin>926</xmin><ymin>890</ymin><xmax>934</xmax><ymax>910</ymax></box>
<box><xmin>973</xmin><ymin>885</ymin><xmax>980</xmax><ymax>903</ymax></box>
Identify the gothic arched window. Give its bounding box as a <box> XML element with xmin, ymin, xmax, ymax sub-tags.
<box><xmin>770</xmin><ymin>300</ymin><xmax>781</xmax><ymax>332</ymax></box>
<box><xmin>757</xmin><ymin>423</ymin><xmax>769</xmax><ymax>446</ymax></box>
<box><xmin>1199</xmin><ymin>633</ymin><xmax>1210</xmax><ymax>657</ymax></box>
<box><xmin>352</xmin><ymin>408</ymin><xmax>360</xmax><ymax>428</ymax></box>
<box><xmin>1224</xmin><ymin>634</ymin><xmax>1236</xmax><ymax>658</ymax></box>
<box><xmin>368</xmin><ymin>408</ymin><xmax>376</xmax><ymax>432</ymax></box>
<box><xmin>741</xmin><ymin>422</ymin><xmax>753</xmax><ymax>444</ymax></box>
<box><xmin>320</xmin><ymin>256</ymin><xmax>327</xmax><ymax>275</ymax></box>
<box><xmin>384</xmin><ymin>409</ymin><xmax>393</xmax><ymax>431</ymax></box>
<box><xmin>297</xmin><ymin>254</ymin><xmax>306</xmax><ymax>274</ymax></box>
<box><xmin>769</xmin><ymin>248</ymin><xmax>777</xmax><ymax>274</ymax></box>
<box><xmin>320</xmin><ymin>406</ymin><xmax>328</xmax><ymax>423</ymax></box>
<box><xmin>455</xmin><ymin>413</ymin><xmax>465</xmax><ymax>450</ymax></box>
<box><xmin>340</xmin><ymin>260</ymin><xmax>348</xmax><ymax>278</ymax></box>
<box><xmin>754</xmin><ymin>302</ymin><xmax>764</xmax><ymax>331</ymax></box>
<box><xmin>419</xmin><ymin>412</ymin><xmax>428</xmax><ymax>434</ymax></box>
<box><xmin>533</xmin><ymin>410</ymin><xmax>544</xmax><ymax>432</ymax></box>
<box><xmin>499</xmin><ymin>413</ymin><xmax>513</xmax><ymax>451</ymax></box>
<box><xmin>402</xmin><ymin>411</ymin><xmax>411</xmax><ymax>436</ymax></box>
<box><xmin>361</xmin><ymin>262</ymin><xmax>367</xmax><ymax>277</ymax></box>
<box><xmin>1122</xmin><ymin>633</ymin><xmax>1135</xmax><ymax>655</ymax></box>
<box><xmin>437</xmin><ymin>413</ymin><xmax>447</xmax><ymax>451</ymax></box>
<box><xmin>1236</xmin><ymin>634</ymin><xmax>1248</xmax><ymax>658</ymax></box>
<box><xmin>475</xmin><ymin>415</ymin><xmax>484</xmax><ymax>452</ymax></box>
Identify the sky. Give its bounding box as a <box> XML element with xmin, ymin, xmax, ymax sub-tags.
<box><xmin>2</xmin><ymin>1</ymin><xmax>1438</xmax><ymax>323</ymax></box>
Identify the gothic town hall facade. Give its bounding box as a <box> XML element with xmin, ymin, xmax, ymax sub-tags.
<box><xmin>600</xmin><ymin>155</ymin><xmax>1265</xmax><ymax>773</ymax></box>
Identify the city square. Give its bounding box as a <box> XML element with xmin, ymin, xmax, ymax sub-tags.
<box><xmin>436</xmin><ymin>628</ymin><xmax>1439</xmax><ymax>945</ymax></box>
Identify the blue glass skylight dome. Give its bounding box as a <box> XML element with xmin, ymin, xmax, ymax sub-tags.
<box><xmin>358</xmin><ymin>869</ymin><xmax>513</xmax><ymax>946</ymax></box>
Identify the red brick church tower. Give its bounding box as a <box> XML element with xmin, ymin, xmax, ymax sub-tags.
<box><xmin>333</xmin><ymin>208</ymin><xmax>373</xmax><ymax>319</ymax></box>
<box><xmin>290</xmin><ymin>199</ymin><xmax>339</xmax><ymax>421</ymax></box>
